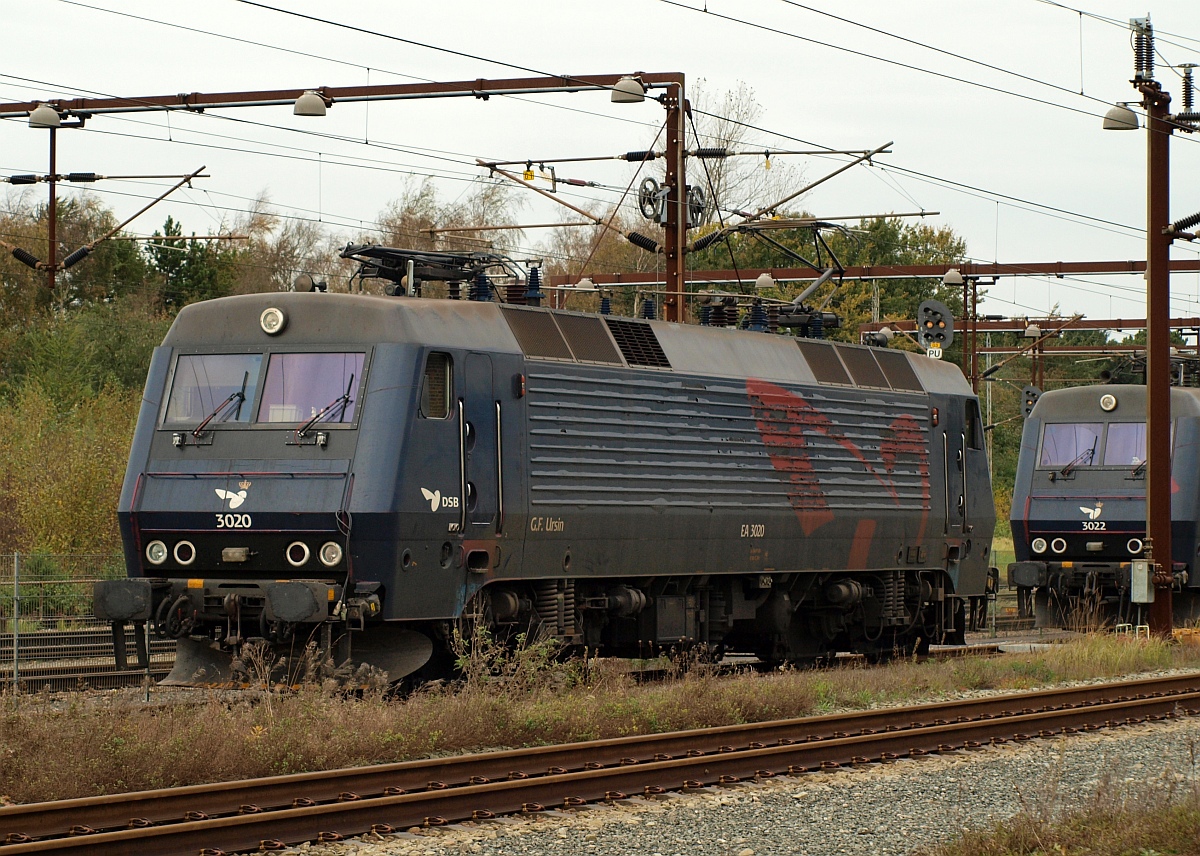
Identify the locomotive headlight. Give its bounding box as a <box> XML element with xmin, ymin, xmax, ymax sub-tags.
<box><xmin>1050</xmin><ymin>537</ymin><xmax>1068</xmax><ymax>554</ymax></box>
<box><xmin>1099</xmin><ymin>393</ymin><xmax>1117</xmax><ymax>412</ymax></box>
<box><xmin>318</xmin><ymin>541</ymin><xmax>343</xmax><ymax>567</ymax></box>
<box><xmin>286</xmin><ymin>541</ymin><xmax>311</xmax><ymax>567</ymax></box>
<box><xmin>174</xmin><ymin>540</ymin><xmax>197</xmax><ymax>566</ymax></box>
<box><xmin>146</xmin><ymin>540</ymin><xmax>168</xmax><ymax>565</ymax></box>
<box><xmin>1127</xmin><ymin>538</ymin><xmax>1144</xmax><ymax>554</ymax></box>
<box><xmin>259</xmin><ymin>307</ymin><xmax>287</xmax><ymax>335</ymax></box>
<box><xmin>1031</xmin><ymin>537</ymin><xmax>1048</xmax><ymax>554</ymax></box>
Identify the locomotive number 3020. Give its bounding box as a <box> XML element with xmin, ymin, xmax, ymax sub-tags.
<box><xmin>740</xmin><ymin>523</ymin><xmax>765</xmax><ymax>538</ymax></box>
<box><xmin>216</xmin><ymin>513</ymin><xmax>252</xmax><ymax>529</ymax></box>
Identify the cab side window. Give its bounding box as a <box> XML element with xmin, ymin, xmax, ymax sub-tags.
<box><xmin>965</xmin><ymin>399</ymin><xmax>983</xmax><ymax>450</ymax></box>
<box><xmin>420</xmin><ymin>353</ymin><xmax>453</xmax><ymax>419</ymax></box>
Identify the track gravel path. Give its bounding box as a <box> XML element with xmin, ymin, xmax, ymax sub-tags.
<box><xmin>277</xmin><ymin>678</ymin><xmax>1200</xmax><ymax>856</ymax></box>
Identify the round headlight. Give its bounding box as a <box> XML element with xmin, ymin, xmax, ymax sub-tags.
<box><xmin>286</xmin><ymin>541</ymin><xmax>310</xmax><ymax>567</ymax></box>
<box><xmin>1050</xmin><ymin>537</ymin><xmax>1068</xmax><ymax>554</ymax></box>
<box><xmin>1031</xmin><ymin>537</ymin><xmax>1048</xmax><ymax>554</ymax></box>
<box><xmin>260</xmin><ymin>307</ymin><xmax>287</xmax><ymax>335</ymax></box>
<box><xmin>318</xmin><ymin>541</ymin><xmax>343</xmax><ymax>567</ymax></box>
<box><xmin>1127</xmin><ymin>538</ymin><xmax>1144</xmax><ymax>555</ymax></box>
<box><xmin>174</xmin><ymin>540</ymin><xmax>196</xmax><ymax>566</ymax></box>
<box><xmin>1099</xmin><ymin>393</ymin><xmax>1117</xmax><ymax>412</ymax></box>
<box><xmin>146</xmin><ymin>540</ymin><xmax>168</xmax><ymax>565</ymax></box>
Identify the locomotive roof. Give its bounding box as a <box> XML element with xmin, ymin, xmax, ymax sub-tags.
<box><xmin>1029</xmin><ymin>383</ymin><xmax>1200</xmax><ymax>418</ymax></box>
<box><xmin>163</xmin><ymin>292</ymin><xmax>973</xmax><ymax>396</ymax></box>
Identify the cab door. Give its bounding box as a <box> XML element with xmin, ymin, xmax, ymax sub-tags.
<box><xmin>463</xmin><ymin>353</ymin><xmax>498</xmax><ymax>535</ymax></box>
<box><xmin>938</xmin><ymin>398</ymin><xmax>967</xmax><ymax>537</ymax></box>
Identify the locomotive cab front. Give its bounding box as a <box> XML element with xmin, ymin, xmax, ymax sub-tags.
<box><xmin>98</xmin><ymin>295</ymin><xmax>425</xmax><ymax>684</ymax></box>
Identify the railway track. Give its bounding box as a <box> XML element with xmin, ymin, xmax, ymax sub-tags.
<box><xmin>1</xmin><ymin>664</ymin><xmax>173</xmax><ymax>692</ymax></box>
<box><xmin>2</xmin><ymin>672</ymin><xmax>1197</xmax><ymax>855</ymax></box>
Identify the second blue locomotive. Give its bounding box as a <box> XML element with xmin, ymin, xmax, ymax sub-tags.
<box><xmin>1008</xmin><ymin>384</ymin><xmax>1200</xmax><ymax>626</ymax></box>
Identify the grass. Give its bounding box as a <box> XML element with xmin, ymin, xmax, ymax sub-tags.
<box><xmin>1</xmin><ymin>633</ymin><xmax>1199</xmax><ymax>806</ymax></box>
<box><xmin>923</xmin><ymin>752</ymin><xmax>1200</xmax><ymax>856</ymax></box>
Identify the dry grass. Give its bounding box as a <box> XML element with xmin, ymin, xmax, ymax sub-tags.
<box><xmin>1</xmin><ymin>633</ymin><xmax>1199</xmax><ymax>805</ymax></box>
<box><xmin>923</xmin><ymin>740</ymin><xmax>1200</xmax><ymax>856</ymax></box>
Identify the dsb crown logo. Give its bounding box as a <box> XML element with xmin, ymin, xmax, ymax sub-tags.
<box><xmin>420</xmin><ymin>488</ymin><xmax>459</xmax><ymax>511</ymax></box>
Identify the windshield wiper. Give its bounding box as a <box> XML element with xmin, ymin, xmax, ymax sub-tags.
<box><xmin>1059</xmin><ymin>438</ymin><xmax>1097</xmax><ymax>477</ymax></box>
<box><xmin>296</xmin><ymin>373</ymin><xmax>355</xmax><ymax>438</ymax></box>
<box><xmin>1131</xmin><ymin>458</ymin><xmax>1146</xmax><ymax>478</ymax></box>
<box><xmin>192</xmin><ymin>371</ymin><xmax>249</xmax><ymax>438</ymax></box>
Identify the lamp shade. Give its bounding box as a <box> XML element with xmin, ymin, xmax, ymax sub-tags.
<box><xmin>1102</xmin><ymin>103</ymin><xmax>1139</xmax><ymax>130</ymax></box>
<box><xmin>754</xmin><ymin>272</ymin><xmax>775</xmax><ymax>289</ymax></box>
<box><xmin>294</xmin><ymin>90</ymin><xmax>328</xmax><ymax>117</ymax></box>
<box><xmin>942</xmin><ymin>268</ymin><xmax>965</xmax><ymax>286</ymax></box>
<box><xmin>28</xmin><ymin>103</ymin><xmax>60</xmax><ymax>129</ymax></box>
<box><xmin>611</xmin><ymin>76</ymin><xmax>646</xmax><ymax>104</ymax></box>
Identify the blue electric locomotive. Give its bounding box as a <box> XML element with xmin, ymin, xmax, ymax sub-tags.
<box><xmin>1008</xmin><ymin>384</ymin><xmax>1200</xmax><ymax>627</ymax></box>
<box><xmin>95</xmin><ymin>268</ymin><xmax>995</xmax><ymax>684</ymax></box>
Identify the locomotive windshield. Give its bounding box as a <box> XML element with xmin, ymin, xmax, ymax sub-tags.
<box><xmin>1038</xmin><ymin>423</ymin><xmax>1101</xmax><ymax>468</ymax></box>
<box><xmin>162</xmin><ymin>351</ymin><xmax>366</xmax><ymax>427</ymax></box>
<box><xmin>163</xmin><ymin>354</ymin><xmax>263</xmax><ymax>425</ymax></box>
<box><xmin>1038</xmin><ymin>421</ymin><xmax>1165</xmax><ymax>468</ymax></box>
<box><xmin>1102</xmin><ymin>422</ymin><xmax>1146</xmax><ymax>465</ymax></box>
<box><xmin>256</xmin><ymin>352</ymin><xmax>365</xmax><ymax>424</ymax></box>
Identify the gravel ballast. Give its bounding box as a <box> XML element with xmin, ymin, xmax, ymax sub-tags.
<box><xmin>283</xmin><ymin>711</ymin><xmax>1200</xmax><ymax>856</ymax></box>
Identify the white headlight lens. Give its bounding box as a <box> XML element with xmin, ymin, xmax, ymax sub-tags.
<box><xmin>319</xmin><ymin>541</ymin><xmax>343</xmax><ymax>567</ymax></box>
<box><xmin>286</xmin><ymin>541</ymin><xmax>310</xmax><ymax>567</ymax></box>
<box><xmin>1099</xmin><ymin>393</ymin><xmax>1117</xmax><ymax>412</ymax></box>
<box><xmin>146</xmin><ymin>540</ymin><xmax>168</xmax><ymax>565</ymax></box>
<box><xmin>173</xmin><ymin>540</ymin><xmax>196</xmax><ymax>566</ymax></box>
<box><xmin>1031</xmin><ymin>537</ymin><xmax>1048</xmax><ymax>554</ymax></box>
<box><xmin>260</xmin><ymin>307</ymin><xmax>287</xmax><ymax>335</ymax></box>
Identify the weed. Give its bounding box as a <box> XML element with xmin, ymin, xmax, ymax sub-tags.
<box><xmin>1</xmin><ymin>633</ymin><xmax>1198</xmax><ymax>804</ymax></box>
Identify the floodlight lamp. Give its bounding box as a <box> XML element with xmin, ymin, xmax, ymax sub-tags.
<box><xmin>575</xmin><ymin>277</ymin><xmax>597</xmax><ymax>292</ymax></box>
<box><xmin>28</xmin><ymin>103</ymin><xmax>61</xmax><ymax>129</ymax></box>
<box><xmin>755</xmin><ymin>272</ymin><xmax>775</xmax><ymax>290</ymax></box>
<box><xmin>942</xmin><ymin>268</ymin><xmax>965</xmax><ymax>286</ymax></box>
<box><xmin>611</xmin><ymin>76</ymin><xmax>647</xmax><ymax>104</ymax></box>
<box><xmin>1103</xmin><ymin>103</ymin><xmax>1139</xmax><ymax>130</ymax></box>
<box><xmin>294</xmin><ymin>90</ymin><xmax>329</xmax><ymax>117</ymax></box>
<box><xmin>1024</xmin><ymin>323</ymin><xmax>1042</xmax><ymax>338</ymax></box>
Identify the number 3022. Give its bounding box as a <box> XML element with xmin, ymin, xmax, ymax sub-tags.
<box><xmin>216</xmin><ymin>513</ymin><xmax>252</xmax><ymax>529</ymax></box>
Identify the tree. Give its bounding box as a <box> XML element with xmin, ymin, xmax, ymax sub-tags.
<box><xmin>147</xmin><ymin>216</ymin><xmax>239</xmax><ymax>304</ymax></box>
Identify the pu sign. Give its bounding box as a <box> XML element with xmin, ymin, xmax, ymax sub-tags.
<box><xmin>926</xmin><ymin>344</ymin><xmax>943</xmax><ymax>360</ymax></box>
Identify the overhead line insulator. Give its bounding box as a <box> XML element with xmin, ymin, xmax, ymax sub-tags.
<box><xmin>625</xmin><ymin>231</ymin><xmax>661</xmax><ymax>253</ymax></box>
<box><xmin>11</xmin><ymin>247</ymin><xmax>41</xmax><ymax>269</ymax></box>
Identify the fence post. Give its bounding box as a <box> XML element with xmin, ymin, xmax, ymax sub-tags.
<box><xmin>12</xmin><ymin>552</ymin><xmax>19</xmax><ymax>687</ymax></box>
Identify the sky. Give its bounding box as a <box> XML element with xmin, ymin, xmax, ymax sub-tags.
<box><xmin>5</xmin><ymin>0</ymin><xmax>1200</xmax><ymax>325</ymax></box>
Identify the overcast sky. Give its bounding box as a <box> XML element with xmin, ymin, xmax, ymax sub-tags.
<box><xmin>5</xmin><ymin>0</ymin><xmax>1200</xmax><ymax>324</ymax></box>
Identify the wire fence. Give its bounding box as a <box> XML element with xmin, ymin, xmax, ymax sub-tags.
<box><xmin>1</xmin><ymin>553</ymin><xmax>175</xmax><ymax>688</ymax></box>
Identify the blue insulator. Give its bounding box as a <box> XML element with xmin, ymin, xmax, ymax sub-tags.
<box><xmin>525</xmin><ymin>267</ymin><xmax>545</xmax><ymax>307</ymax></box>
<box><xmin>641</xmin><ymin>297</ymin><xmax>656</xmax><ymax>319</ymax></box>
<box><xmin>599</xmin><ymin>295</ymin><xmax>611</xmax><ymax>315</ymax></box>
<box><xmin>471</xmin><ymin>271</ymin><xmax>492</xmax><ymax>302</ymax></box>
<box><xmin>698</xmin><ymin>304</ymin><xmax>711</xmax><ymax>326</ymax></box>
<box><xmin>747</xmin><ymin>301</ymin><xmax>768</xmax><ymax>332</ymax></box>
<box><xmin>811</xmin><ymin>312</ymin><xmax>824</xmax><ymax>339</ymax></box>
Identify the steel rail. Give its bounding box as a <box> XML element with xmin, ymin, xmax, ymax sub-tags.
<box><xmin>2</xmin><ymin>687</ymin><xmax>1196</xmax><ymax>854</ymax></box>
<box><xmin>2</xmin><ymin>673</ymin><xmax>1198</xmax><ymax>852</ymax></box>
